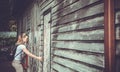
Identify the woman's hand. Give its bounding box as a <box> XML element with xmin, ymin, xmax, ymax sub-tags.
<box><xmin>37</xmin><ymin>57</ymin><xmax>43</xmax><ymax>61</ymax></box>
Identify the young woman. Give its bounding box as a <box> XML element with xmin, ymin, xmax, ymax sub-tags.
<box><xmin>12</xmin><ymin>33</ymin><xmax>42</xmax><ymax>72</ymax></box>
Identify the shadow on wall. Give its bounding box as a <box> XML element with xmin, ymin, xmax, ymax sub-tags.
<box><xmin>0</xmin><ymin>52</ymin><xmax>16</xmax><ymax>72</ymax></box>
<box><xmin>116</xmin><ymin>14</ymin><xmax>120</xmax><ymax>72</ymax></box>
<box><xmin>117</xmin><ymin>13</ymin><xmax>120</xmax><ymax>19</ymax></box>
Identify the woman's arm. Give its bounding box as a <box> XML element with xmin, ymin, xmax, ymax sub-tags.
<box><xmin>22</xmin><ymin>48</ymin><xmax>42</xmax><ymax>61</ymax></box>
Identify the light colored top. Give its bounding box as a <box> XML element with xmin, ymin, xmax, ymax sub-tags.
<box><xmin>14</xmin><ymin>44</ymin><xmax>26</xmax><ymax>61</ymax></box>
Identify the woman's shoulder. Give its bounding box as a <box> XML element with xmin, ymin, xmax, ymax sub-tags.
<box><xmin>17</xmin><ymin>44</ymin><xmax>26</xmax><ymax>50</ymax></box>
<box><xmin>18</xmin><ymin>44</ymin><xmax>26</xmax><ymax>48</ymax></box>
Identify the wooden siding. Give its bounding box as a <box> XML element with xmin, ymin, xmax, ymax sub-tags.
<box><xmin>18</xmin><ymin>1</ymin><xmax>44</xmax><ymax>72</ymax></box>
<box><xmin>18</xmin><ymin>0</ymin><xmax>105</xmax><ymax>72</ymax></box>
<box><xmin>51</xmin><ymin>0</ymin><xmax>104</xmax><ymax>72</ymax></box>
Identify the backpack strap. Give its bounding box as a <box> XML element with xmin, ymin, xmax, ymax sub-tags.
<box><xmin>14</xmin><ymin>45</ymin><xmax>23</xmax><ymax>57</ymax></box>
<box><xmin>14</xmin><ymin>50</ymin><xmax>23</xmax><ymax>57</ymax></box>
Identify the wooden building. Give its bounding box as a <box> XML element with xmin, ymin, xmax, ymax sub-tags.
<box><xmin>13</xmin><ymin>0</ymin><xmax>120</xmax><ymax>72</ymax></box>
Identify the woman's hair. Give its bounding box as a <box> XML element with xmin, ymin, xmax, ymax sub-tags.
<box><xmin>16</xmin><ymin>35</ymin><xmax>22</xmax><ymax>44</ymax></box>
<box><xmin>22</xmin><ymin>33</ymin><xmax>27</xmax><ymax>38</ymax></box>
<box><xmin>16</xmin><ymin>33</ymin><xmax>28</xmax><ymax>44</ymax></box>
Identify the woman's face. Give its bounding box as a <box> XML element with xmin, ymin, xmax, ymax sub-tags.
<box><xmin>23</xmin><ymin>36</ymin><xmax>28</xmax><ymax>43</ymax></box>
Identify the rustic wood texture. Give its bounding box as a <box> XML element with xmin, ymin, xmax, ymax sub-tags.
<box><xmin>18</xmin><ymin>0</ymin><xmax>105</xmax><ymax>72</ymax></box>
<box><xmin>52</xmin><ymin>3</ymin><xmax>104</xmax><ymax>26</ymax></box>
<box><xmin>51</xmin><ymin>0</ymin><xmax>104</xmax><ymax>72</ymax></box>
<box><xmin>43</xmin><ymin>12</ymin><xmax>51</xmax><ymax>72</ymax></box>
<box><xmin>52</xmin><ymin>41</ymin><xmax>104</xmax><ymax>53</ymax></box>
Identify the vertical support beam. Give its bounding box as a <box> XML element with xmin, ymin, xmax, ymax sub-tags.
<box><xmin>104</xmin><ymin>0</ymin><xmax>115</xmax><ymax>72</ymax></box>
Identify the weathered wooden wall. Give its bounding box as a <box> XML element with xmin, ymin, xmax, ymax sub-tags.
<box><xmin>17</xmin><ymin>1</ymin><xmax>43</xmax><ymax>72</ymax></box>
<box><xmin>17</xmin><ymin>0</ymin><xmax>105</xmax><ymax>72</ymax></box>
<box><xmin>115</xmin><ymin>0</ymin><xmax>120</xmax><ymax>72</ymax></box>
<box><xmin>51</xmin><ymin>0</ymin><xmax>104</xmax><ymax>72</ymax></box>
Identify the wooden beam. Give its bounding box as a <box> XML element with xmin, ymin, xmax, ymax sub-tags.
<box><xmin>104</xmin><ymin>0</ymin><xmax>115</xmax><ymax>72</ymax></box>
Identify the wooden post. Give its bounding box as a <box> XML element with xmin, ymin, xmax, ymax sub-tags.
<box><xmin>104</xmin><ymin>0</ymin><xmax>115</xmax><ymax>72</ymax></box>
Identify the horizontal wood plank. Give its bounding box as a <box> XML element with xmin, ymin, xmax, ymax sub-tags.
<box><xmin>115</xmin><ymin>11</ymin><xmax>120</xmax><ymax>24</ymax></box>
<box><xmin>52</xmin><ymin>3</ymin><xmax>104</xmax><ymax>26</ymax></box>
<box><xmin>116</xmin><ymin>41</ymin><xmax>120</xmax><ymax>55</ymax></box>
<box><xmin>51</xmin><ymin>16</ymin><xmax>104</xmax><ymax>33</ymax></box>
<box><xmin>52</xmin><ymin>0</ymin><xmax>100</xmax><ymax>19</ymax></box>
<box><xmin>52</xmin><ymin>29</ymin><xmax>104</xmax><ymax>40</ymax></box>
<box><xmin>52</xmin><ymin>63</ymin><xmax>75</xmax><ymax>72</ymax></box>
<box><xmin>53</xmin><ymin>57</ymin><xmax>103</xmax><ymax>72</ymax></box>
<box><xmin>53</xmin><ymin>49</ymin><xmax>104</xmax><ymax>68</ymax></box>
<box><xmin>116</xmin><ymin>26</ymin><xmax>120</xmax><ymax>40</ymax></box>
<box><xmin>52</xmin><ymin>41</ymin><xmax>104</xmax><ymax>53</ymax></box>
<box><xmin>52</xmin><ymin>0</ymin><xmax>78</xmax><ymax>13</ymax></box>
